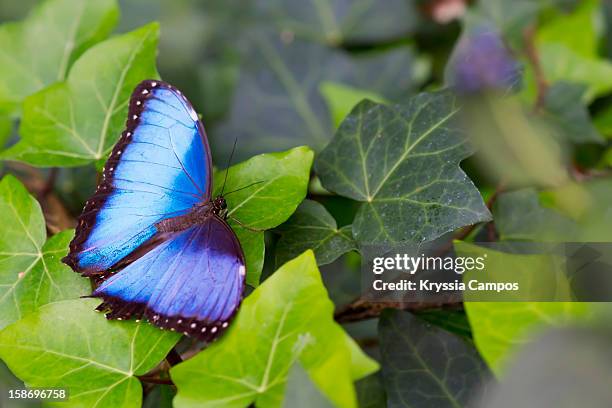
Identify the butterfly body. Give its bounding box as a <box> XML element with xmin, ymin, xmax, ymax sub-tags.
<box><xmin>63</xmin><ymin>80</ymin><xmax>245</xmax><ymax>341</ymax></box>
<box><xmin>155</xmin><ymin>196</ymin><xmax>227</xmax><ymax>233</ymax></box>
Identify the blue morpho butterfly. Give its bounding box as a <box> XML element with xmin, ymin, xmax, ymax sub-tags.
<box><xmin>63</xmin><ymin>80</ymin><xmax>252</xmax><ymax>341</ymax></box>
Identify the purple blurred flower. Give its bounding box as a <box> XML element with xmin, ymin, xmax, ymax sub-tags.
<box><xmin>445</xmin><ymin>26</ymin><xmax>522</xmax><ymax>94</ymax></box>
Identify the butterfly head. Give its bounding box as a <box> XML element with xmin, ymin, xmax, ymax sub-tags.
<box><xmin>212</xmin><ymin>196</ymin><xmax>228</xmax><ymax>218</ymax></box>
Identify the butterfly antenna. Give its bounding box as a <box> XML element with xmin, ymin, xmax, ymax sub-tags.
<box><xmin>224</xmin><ymin>180</ymin><xmax>266</xmax><ymax>196</ymax></box>
<box><xmin>220</xmin><ymin>138</ymin><xmax>238</xmax><ymax>196</ymax></box>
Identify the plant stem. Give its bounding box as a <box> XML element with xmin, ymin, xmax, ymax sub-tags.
<box><xmin>166</xmin><ymin>348</ymin><xmax>183</xmax><ymax>366</ymax></box>
<box><xmin>138</xmin><ymin>375</ymin><xmax>174</xmax><ymax>385</ymax></box>
<box><xmin>523</xmin><ymin>24</ymin><xmax>548</xmax><ymax>111</ymax></box>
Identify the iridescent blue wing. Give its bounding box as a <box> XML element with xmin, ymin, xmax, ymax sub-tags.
<box><xmin>92</xmin><ymin>215</ymin><xmax>245</xmax><ymax>341</ymax></box>
<box><xmin>64</xmin><ymin>80</ymin><xmax>212</xmax><ymax>275</ymax></box>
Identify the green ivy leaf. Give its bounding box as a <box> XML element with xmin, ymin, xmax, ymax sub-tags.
<box><xmin>1</xmin><ymin>22</ymin><xmax>159</xmax><ymax>167</ymax></box>
<box><xmin>275</xmin><ymin>200</ymin><xmax>355</xmax><ymax>267</ymax></box>
<box><xmin>171</xmin><ymin>250</ymin><xmax>378</xmax><ymax>408</ymax></box>
<box><xmin>464</xmin><ymin>180</ymin><xmax>612</xmax><ymax>375</ymax></box>
<box><xmin>494</xmin><ymin>189</ymin><xmax>580</xmax><ymax>241</ymax></box>
<box><xmin>542</xmin><ymin>81</ymin><xmax>604</xmax><ymax>144</ymax></box>
<box><xmin>0</xmin><ymin>298</ymin><xmax>180</xmax><ymax>408</ymax></box>
<box><xmin>319</xmin><ymin>82</ymin><xmax>388</xmax><ymax>129</ymax></box>
<box><xmin>0</xmin><ymin>175</ymin><xmax>89</xmax><ymax>330</ymax></box>
<box><xmin>214</xmin><ymin>146</ymin><xmax>313</xmax><ymax>286</ymax></box>
<box><xmin>536</xmin><ymin>0</ymin><xmax>599</xmax><ymax>58</ymax></box>
<box><xmin>0</xmin><ymin>0</ymin><xmax>119</xmax><ymax>107</ymax></box>
<box><xmin>315</xmin><ymin>93</ymin><xmax>491</xmax><ymax>245</ymax></box>
<box><xmin>0</xmin><ymin>113</ymin><xmax>12</xmax><ymax>149</ymax></box>
<box><xmin>213</xmin><ymin>29</ymin><xmax>426</xmax><ymax>160</ymax></box>
<box><xmin>464</xmin><ymin>301</ymin><xmax>594</xmax><ymax>376</ymax></box>
<box><xmin>214</xmin><ymin>146</ymin><xmax>314</xmax><ymax>229</ymax></box>
<box><xmin>476</xmin><ymin>327</ymin><xmax>612</xmax><ymax>408</ymax></box>
<box><xmin>523</xmin><ymin>0</ymin><xmax>612</xmax><ymax>102</ymax></box>
<box><xmin>255</xmin><ymin>0</ymin><xmax>419</xmax><ymax>46</ymax></box>
<box><xmin>415</xmin><ymin>309</ymin><xmax>473</xmax><ymax>339</ymax></box>
<box><xmin>474</xmin><ymin>0</ymin><xmax>540</xmax><ymax>43</ymax></box>
<box><xmin>379</xmin><ymin>310</ymin><xmax>491</xmax><ymax>407</ymax></box>
<box><xmin>355</xmin><ymin>374</ymin><xmax>386</xmax><ymax>408</ymax></box>
<box><xmin>282</xmin><ymin>363</ymin><xmax>334</xmax><ymax>408</ymax></box>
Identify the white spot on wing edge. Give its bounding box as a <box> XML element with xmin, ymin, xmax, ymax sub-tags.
<box><xmin>238</xmin><ymin>265</ymin><xmax>246</xmax><ymax>276</ymax></box>
<box><xmin>188</xmin><ymin>107</ymin><xmax>198</xmax><ymax>121</ymax></box>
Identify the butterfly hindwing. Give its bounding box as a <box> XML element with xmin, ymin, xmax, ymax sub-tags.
<box><xmin>64</xmin><ymin>80</ymin><xmax>213</xmax><ymax>275</ymax></box>
<box><xmin>92</xmin><ymin>215</ymin><xmax>246</xmax><ymax>341</ymax></box>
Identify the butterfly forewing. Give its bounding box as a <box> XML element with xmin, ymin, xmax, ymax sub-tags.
<box><xmin>63</xmin><ymin>80</ymin><xmax>245</xmax><ymax>341</ymax></box>
<box><xmin>64</xmin><ymin>80</ymin><xmax>212</xmax><ymax>275</ymax></box>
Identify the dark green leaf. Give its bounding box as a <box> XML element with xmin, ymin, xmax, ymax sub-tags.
<box><xmin>474</xmin><ymin>0</ymin><xmax>540</xmax><ymax>42</ymax></box>
<box><xmin>355</xmin><ymin>373</ymin><xmax>386</xmax><ymax>408</ymax></box>
<box><xmin>1</xmin><ymin>23</ymin><xmax>159</xmax><ymax>167</ymax></box>
<box><xmin>415</xmin><ymin>309</ymin><xmax>473</xmax><ymax>339</ymax></box>
<box><xmin>213</xmin><ymin>30</ymin><xmax>426</xmax><ymax>159</ymax></box>
<box><xmin>379</xmin><ymin>310</ymin><xmax>491</xmax><ymax>408</ymax></box>
<box><xmin>0</xmin><ymin>0</ymin><xmax>119</xmax><ymax>106</ymax></box>
<box><xmin>213</xmin><ymin>146</ymin><xmax>313</xmax><ymax>286</ymax></box>
<box><xmin>143</xmin><ymin>385</ymin><xmax>175</xmax><ymax>408</ymax></box>
<box><xmin>315</xmin><ymin>93</ymin><xmax>491</xmax><ymax>245</ymax></box>
<box><xmin>542</xmin><ymin>81</ymin><xmax>604</xmax><ymax>144</ymax></box>
<box><xmin>493</xmin><ymin>188</ymin><xmax>579</xmax><ymax>241</ymax></box>
<box><xmin>256</xmin><ymin>0</ymin><xmax>420</xmax><ymax>45</ymax></box>
<box><xmin>0</xmin><ymin>175</ymin><xmax>89</xmax><ymax>330</ymax></box>
<box><xmin>0</xmin><ymin>299</ymin><xmax>180</xmax><ymax>408</ymax></box>
<box><xmin>275</xmin><ymin>199</ymin><xmax>356</xmax><ymax>267</ymax></box>
<box><xmin>171</xmin><ymin>251</ymin><xmax>378</xmax><ymax>408</ymax></box>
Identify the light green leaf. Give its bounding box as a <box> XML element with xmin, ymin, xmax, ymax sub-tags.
<box><xmin>1</xmin><ymin>22</ymin><xmax>159</xmax><ymax>167</ymax></box>
<box><xmin>213</xmin><ymin>146</ymin><xmax>313</xmax><ymax>286</ymax></box>
<box><xmin>379</xmin><ymin>310</ymin><xmax>491</xmax><ymax>407</ymax></box>
<box><xmin>319</xmin><ymin>82</ymin><xmax>387</xmax><ymax>129</ymax></box>
<box><xmin>466</xmin><ymin>185</ymin><xmax>600</xmax><ymax>376</ymax></box>
<box><xmin>282</xmin><ymin>363</ymin><xmax>334</xmax><ymax>408</ymax></box>
<box><xmin>464</xmin><ymin>301</ymin><xmax>594</xmax><ymax>376</ymax></box>
<box><xmin>0</xmin><ymin>175</ymin><xmax>89</xmax><ymax>330</ymax></box>
<box><xmin>536</xmin><ymin>0</ymin><xmax>600</xmax><ymax>58</ymax></box>
<box><xmin>475</xmin><ymin>327</ymin><xmax>612</xmax><ymax>408</ymax></box>
<box><xmin>215</xmin><ymin>146</ymin><xmax>313</xmax><ymax>229</ymax></box>
<box><xmin>0</xmin><ymin>0</ymin><xmax>119</xmax><ymax>106</ymax></box>
<box><xmin>531</xmin><ymin>44</ymin><xmax>612</xmax><ymax>101</ymax></box>
<box><xmin>0</xmin><ymin>113</ymin><xmax>12</xmax><ymax>149</ymax></box>
<box><xmin>315</xmin><ymin>92</ymin><xmax>491</xmax><ymax>245</ymax></box>
<box><xmin>171</xmin><ymin>250</ymin><xmax>378</xmax><ymax>408</ymax></box>
<box><xmin>0</xmin><ymin>299</ymin><xmax>180</xmax><ymax>408</ymax></box>
<box><xmin>275</xmin><ymin>200</ymin><xmax>355</xmax><ymax>267</ymax></box>
<box><xmin>522</xmin><ymin>0</ymin><xmax>611</xmax><ymax>102</ymax></box>
<box><xmin>234</xmin><ymin>227</ymin><xmax>265</xmax><ymax>288</ymax></box>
